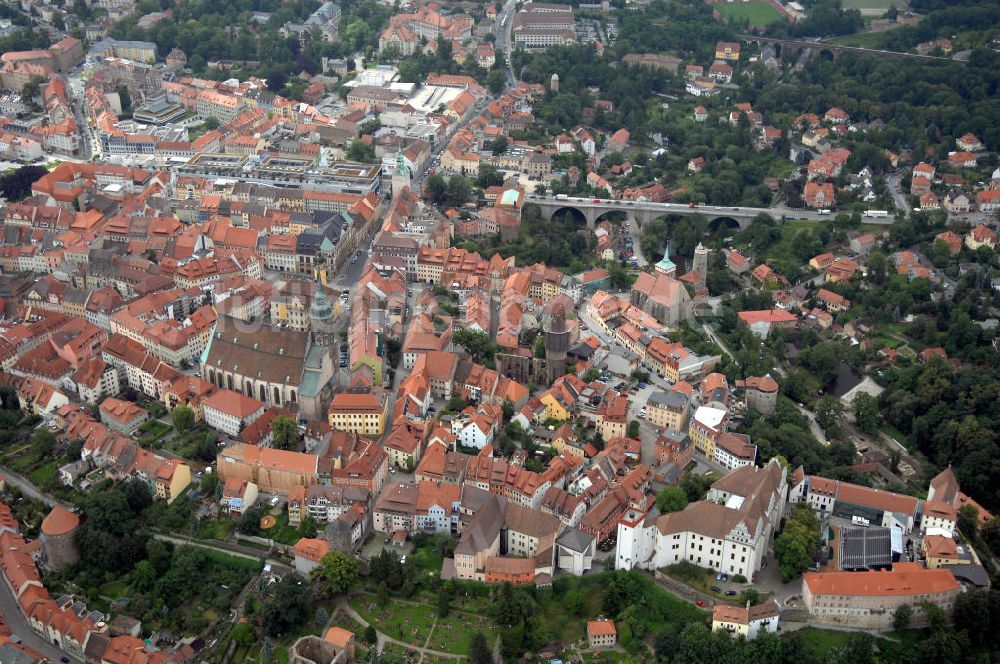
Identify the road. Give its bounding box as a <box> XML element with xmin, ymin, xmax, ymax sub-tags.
<box><xmin>625</xmin><ymin>215</ymin><xmax>648</xmax><ymax>267</ymax></box>
<box><xmin>494</xmin><ymin>0</ymin><xmax>518</xmax><ymax>86</ymax></box>
<box><xmin>886</xmin><ymin>174</ymin><xmax>908</xmax><ymax>215</ymax></box>
<box><xmin>793</xmin><ymin>403</ymin><xmax>829</xmax><ymax>446</ymax></box>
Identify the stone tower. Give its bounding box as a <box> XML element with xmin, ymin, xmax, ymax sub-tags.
<box><xmin>40</xmin><ymin>505</ymin><xmax>80</xmax><ymax>571</ymax></box>
<box><xmin>310</xmin><ymin>279</ymin><xmax>335</xmax><ymax>349</ymax></box>
<box><xmin>550</xmin><ymin>73</ymin><xmax>560</xmax><ymax>94</ymax></box>
<box><xmin>693</xmin><ymin>242</ymin><xmax>709</xmax><ymax>284</ymax></box>
<box><xmin>543</xmin><ymin>303</ymin><xmax>571</xmax><ymax>385</ymax></box>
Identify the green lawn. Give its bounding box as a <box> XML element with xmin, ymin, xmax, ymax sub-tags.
<box><xmin>379</xmin><ymin>643</ymin><xmax>422</xmax><ymax>662</ymax></box>
<box><xmin>99</xmin><ymin>580</ymin><xmax>129</xmax><ymax>599</ymax></box>
<box><xmin>138</xmin><ymin>419</ymin><xmax>172</xmax><ymax>446</ymax></box>
<box><xmin>262</xmin><ymin>511</ymin><xmax>302</xmax><ymax>545</ymax></box>
<box><xmin>840</xmin><ymin>0</ymin><xmax>905</xmax><ymax>12</ymax></box>
<box><xmin>826</xmin><ymin>31</ymin><xmax>893</xmax><ymax>48</ymax></box>
<box><xmin>797</xmin><ymin>626</ymin><xmax>906</xmax><ymax>659</ymax></box>
<box><xmin>411</xmin><ymin>545</ymin><xmax>444</xmax><ymax>575</ymax></box>
<box><xmin>197</xmin><ymin>516</ymin><xmax>235</xmax><ymax>540</ymax></box>
<box><xmin>582</xmin><ymin>652</ymin><xmax>630</xmax><ymax>664</ymax></box>
<box><xmin>28</xmin><ymin>459</ymin><xmax>60</xmax><ymax>489</ymax></box>
<box><xmin>425</xmin><ymin>610</ymin><xmax>499</xmax><ymax>655</ymax></box>
<box><xmin>350</xmin><ymin>595</ymin><xmax>436</xmax><ymax>647</ymax></box>
<box><xmin>715</xmin><ymin>1</ymin><xmax>784</xmax><ymax>26</ymax></box>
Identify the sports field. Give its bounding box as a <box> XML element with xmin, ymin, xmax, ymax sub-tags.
<box><xmin>841</xmin><ymin>0</ymin><xmax>906</xmax><ymax>12</ymax></box>
<box><xmin>715</xmin><ymin>1</ymin><xmax>785</xmax><ymax>26</ymax></box>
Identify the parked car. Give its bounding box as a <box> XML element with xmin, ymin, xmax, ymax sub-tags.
<box><xmin>725</xmin><ymin>590</ymin><xmax>738</xmax><ymax>596</ymax></box>
<box><xmin>710</xmin><ymin>585</ymin><xmax>722</xmax><ymax>593</ymax></box>
<box><xmin>695</xmin><ymin>600</ymin><xmax>706</xmax><ymax>607</ymax></box>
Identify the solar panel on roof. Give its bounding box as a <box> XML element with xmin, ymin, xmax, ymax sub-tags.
<box><xmin>839</xmin><ymin>525</ymin><xmax>893</xmax><ymax>570</ymax></box>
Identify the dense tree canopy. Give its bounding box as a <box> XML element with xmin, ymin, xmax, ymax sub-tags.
<box><xmin>879</xmin><ymin>358</ymin><xmax>1000</xmax><ymax>512</ymax></box>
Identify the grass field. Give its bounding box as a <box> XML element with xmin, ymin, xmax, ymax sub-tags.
<box><xmin>28</xmin><ymin>460</ymin><xmax>60</xmax><ymax>489</ymax></box>
<box><xmin>350</xmin><ymin>596</ymin><xmax>437</xmax><ymax>647</ymax></box>
<box><xmin>826</xmin><ymin>31</ymin><xmax>893</xmax><ymax>48</ymax></box>
<box><xmin>715</xmin><ymin>1</ymin><xmax>784</xmax><ymax>26</ymax></box>
<box><xmin>262</xmin><ymin>511</ymin><xmax>303</xmax><ymax>545</ymax></box>
<box><xmin>840</xmin><ymin>0</ymin><xmax>905</xmax><ymax>12</ymax></box>
<box><xmin>797</xmin><ymin>627</ymin><xmax>910</xmax><ymax>659</ymax></box>
<box><xmin>99</xmin><ymin>580</ymin><xmax>129</xmax><ymax>599</ymax></box>
<box><xmin>379</xmin><ymin>643</ymin><xmax>422</xmax><ymax>662</ymax></box>
<box><xmin>425</xmin><ymin>610</ymin><xmax>498</xmax><ymax>655</ymax></box>
<box><xmin>138</xmin><ymin>419</ymin><xmax>172</xmax><ymax>446</ymax></box>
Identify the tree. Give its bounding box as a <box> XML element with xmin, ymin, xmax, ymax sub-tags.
<box><xmin>487</xmin><ymin>69</ymin><xmax>506</xmax><ymax>95</ymax></box>
<box><xmin>491</xmin><ymin>136</ymin><xmax>508</xmax><ymax>155</ymax></box>
<box><xmin>29</xmin><ymin>428</ymin><xmax>56</xmax><ymax>461</ymax></box>
<box><xmin>363</xmin><ymin>624</ymin><xmax>378</xmax><ymax>646</ymax></box>
<box><xmin>469</xmin><ymin>632</ymin><xmax>491</xmax><ymax>664</ymax></box>
<box><xmin>426</xmin><ymin>173</ymin><xmax>447</xmax><ymax>204</ymax></box>
<box><xmin>20</xmin><ymin>75</ymin><xmax>45</xmax><ymax>103</ymax></box>
<box><xmin>271</xmin><ymin>415</ymin><xmax>300</xmax><ymax>451</ymax></box>
<box><xmin>263</xmin><ymin>573</ymin><xmax>313</xmax><ymax>637</ymax></box>
<box><xmin>957</xmin><ymin>504</ymin><xmax>980</xmax><ymax>538</ymax></box>
<box><xmin>346</xmin><ymin>139</ymin><xmax>375</xmax><ymax>162</ymax></box>
<box><xmin>981</xmin><ymin>517</ymin><xmax>1000</xmax><ymax>556</ymax></box>
<box><xmin>231</xmin><ymin>622</ymin><xmax>255</xmax><ymax>648</ymax></box>
<box><xmin>655</xmin><ymin>485</ymin><xmax>688</xmax><ymax>514</ymax></box>
<box><xmin>742</xmin><ymin>588</ymin><xmax>760</xmax><ymax>606</ymax></box>
<box><xmin>311</xmin><ymin>550</ymin><xmax>360</xmax><ymax>599</ymax></box>
<box><xmin>798</xmin><ymin>341</ymin><xmax>841</xmax><ymax>387</ymax></box>
<box><xmin>774</xmin><ymin>504</ymin><xmax>820</xmax><ymax>582</ymax></box>
<box><xmin>171</xmin><ymin>405</ymin><xmax>195</xmax><ymax>433</ymax></box>
<box><xmin>0</xmin><ymin>165</ymin><xmax>47</xmax><ymax>201</ymax></box>
<box><xmin>202</xmin><ymin>116</ymin><xmax>220</xmax><ymax>130</ymax></box>
<box><xmin>237</xmin><ymin>505</ymin><xmax>263</xmax><ymax>535</ymax></box>
<box><xmin>814</xmin><ymin>396</ymin><xmax>845</xmax><ymax>437</ymax></box>
<box><xmin>446</xmin><ymin>175</ymin><xmax>472</xmax><ymax>207</ymax></box>
<box><xmin>298</xmin><ymin>515</ymin><xmax>317</xmax><ymax>538</ymax></box>
<box><xmin>476</xmin><ymin>163</ymin><xmax>504</xmax><ymax>188</ymax></box>
<box><xmin>123</xmin><ymin>478</ymin><xmax>153</xmax><ymax>513</ymax></box>
<box><xmin>452</xmin><ymin>329</ymin><xmax>497</xmax><ymax>368</ymax></box>
<box><xmin>893</xmin><ymin>603</ymin><xmax>912</xmax><ymax>631</ymax></box>
<box><xmin>627</xmin><ymin>420</ymin><xmax>640</xmax><ymax>438</ymax></box>
<box><xmin>852</xmin><ymin>392</ymin><xmax>881</xmax><ymax>434</ymax></box>
<box><xmin>437</xmin><ymin>584</ymin><xmax>454</xmax><ymax>617</ymax></box>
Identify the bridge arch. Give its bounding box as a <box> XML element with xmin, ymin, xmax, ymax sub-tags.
<box><xmin>708</xmin><ymin>216</ymin><xmax>742</xmax><ymax>233</ymax></box>
<box><xmin>550</xmin><ymin>205</ymin><xmax>589</xmax><ymax>227</ymax></box>
<box><xmin>594</xmin><ymin>208</ymin><xmax>628</xmax><ymax>226</ymax></box>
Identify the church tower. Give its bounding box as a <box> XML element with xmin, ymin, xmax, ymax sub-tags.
<box><xmin>654</xmin><ymin>243</ymin><xmax>676</xmax><ymax>277</ymax></box>
<box><xmin>310</xmin><ymin>279</ymin><xmax>335</xmax><ymax>349</ymax></box>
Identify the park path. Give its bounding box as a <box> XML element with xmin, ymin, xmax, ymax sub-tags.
<box><xmin>334</xmin><ymin>597</ymin><xmax>464</xmax><ymax>661</ymax></box>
